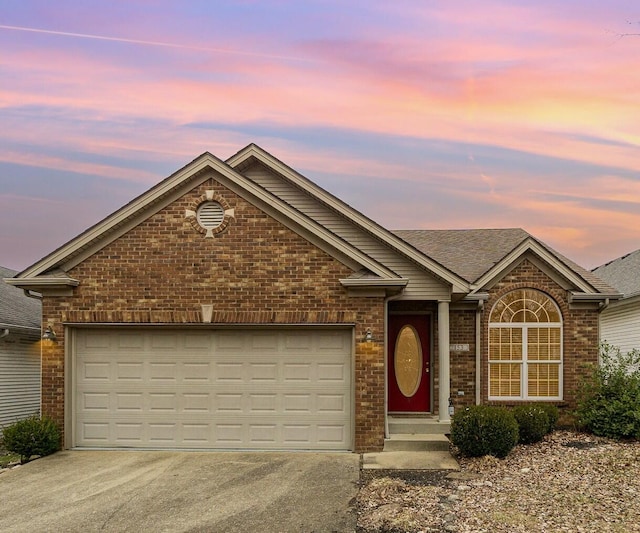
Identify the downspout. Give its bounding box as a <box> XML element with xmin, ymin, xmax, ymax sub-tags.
<box><xmin>475</xmin><ymin>300</ymin><xmax>484</xmax><ymax>405</ymax></box>
<box><xmin>0</xmin><ymin>328</ymin><xmax>9</xmax><ymax>339</ymax></box>
<box><xmin>598</xmin><ymin>298</ymin><xmax>610</xmax><ymax>313</ymax></box>
<box><xmin>23</xmin><ymin>289</ymin><xmax>43</xmax><ymax>301</ymax></box>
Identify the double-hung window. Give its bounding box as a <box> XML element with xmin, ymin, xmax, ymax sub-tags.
<box><xmin>489</xmin><ymin>289</ymin><xmax>562</xmax><ymax>400</ymax></box>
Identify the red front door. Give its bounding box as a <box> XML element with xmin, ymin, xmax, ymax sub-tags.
<box><xmin>388</xmin><ymin>314</ymin><xmax>431</xmax><ymax>412</ymax></box>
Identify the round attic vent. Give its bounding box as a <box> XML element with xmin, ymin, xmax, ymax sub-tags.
<box><xmin>196</xmin><ymin>201</ymin><xmax>225</xmax><ymax>229</ymax></box>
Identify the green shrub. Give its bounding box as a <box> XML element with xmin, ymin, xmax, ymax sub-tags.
<box><xmin>575</xmin><ymin>343</ymin><xmax>640</xmax><ymax>440</ymax></box>
<box><xmin>512</xmin><ymin>405</ymin><xmax>549</xmax><ymax>444</ymax></box>
<box><xmin>450</xmin><ymin>405</ymin><xmax>519</xmax><ymax>458</ymax></box>
<box><xmin>1</xmin><ymin>414</ymin><xmax>60</xmax><ymax>463</ymax></box>
<box><xmin>537</xmin><ymin>403</ymin><xmax>559</xmax><ymax>433</ymax></box>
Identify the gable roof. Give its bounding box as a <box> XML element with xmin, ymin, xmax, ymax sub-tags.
<box><xmin>0</xmin><ymin>266</ymin><xmax>41</xmax><ymax>331</ymax></box>
<box><xmin>393</xmin><ymin>229</ymin><xmax>619</xmax><ymax>297</ymax></box>
<box><xmin>6</xmin><ymin>143</ymin><xmax>616</xmax><ymax>302</ymax></box>
<box><xmin>593</xmin><ymin>249</ymin><xmax>640</xmax><ymax>299</ymax></box>
<box><xmin>226</xmin><ymin>144</ymin><xmax>469</xmax><ymax>293</ymax></box>
<box><xmin>7</xmin><ymin>149</ymin><xmax>402</xmax><ymax>289</ymax></box>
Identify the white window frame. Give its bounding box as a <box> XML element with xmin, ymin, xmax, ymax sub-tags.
<box><xmin>489</xmin><ymin>290</ymin><xmax>563</xmax><ymax>401</ymax></box>
<box><xmin>489</xmin><ymin>323</ymin><xmax>563</xmax><ymax>401</ymax></box>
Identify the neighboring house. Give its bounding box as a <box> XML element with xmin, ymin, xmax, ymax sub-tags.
<box><xmin>0</xmin><ymin>265</ymin><xmax>41</xmax><ymax>432</ymax></box>
<box><xmin>6</xmin><ymin>144</ymin><xmax>619</xmax><ymax>452</ymax></box>
<box><xmin>592</xmin><ymin>250</ymin><xmax>640</xmax><ymax>354</ymax></box>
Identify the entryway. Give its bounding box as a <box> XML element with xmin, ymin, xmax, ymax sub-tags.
<box><xmin>388</xmin><ymin>314</ymin><xmax>431</xmax><ymax>413</ymax></box>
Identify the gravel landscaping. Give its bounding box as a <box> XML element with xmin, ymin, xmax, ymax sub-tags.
<box><xmin>357</xmin><ymin>431</ymin><xmax>640</xmax><ymax>532</ymax></box>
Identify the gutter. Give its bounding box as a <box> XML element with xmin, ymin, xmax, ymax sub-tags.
<box><xmin>568</xmin><ymin>292</ymin><xmax>622</xmax><ymax>303</ymax></box>
<box><xmin>0</xmin><ymin>322</ymin><xmax>40</xmax><ymax>333</ymax></box>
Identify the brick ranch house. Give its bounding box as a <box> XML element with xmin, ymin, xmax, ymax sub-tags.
<box><xmin>6</xmin><ymin>144</ymin><xmax>619</xmax><ymax>453</ymax></box>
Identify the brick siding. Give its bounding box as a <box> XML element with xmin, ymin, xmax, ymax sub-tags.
<box><xmin>481</xmin><ymin>258</ymin><xmax>599</xmax><ymax>409</ymax></box>
<box><xmin>41</xmin><ymin>176</ymin><xmax>386</xmax><ymax>452</ymax></box>
<box><xmin>38</xmin><ymin>175</ymin><xmax>600</xmax><ymax>451</ymax></box>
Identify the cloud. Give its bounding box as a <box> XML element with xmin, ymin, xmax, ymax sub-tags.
<box><xmin>0</xmin><ymin>24</ymin><xmax>314</xmax><ymax>63</ymax></box>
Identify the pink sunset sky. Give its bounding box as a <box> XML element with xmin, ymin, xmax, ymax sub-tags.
<box><xmin>1</xmin><ymin>1</ymin><xmax>639</xmax><ymax>272</ymax></box>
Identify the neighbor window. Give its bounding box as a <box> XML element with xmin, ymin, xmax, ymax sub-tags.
<box><xmin>488</xmin><ymin>289</ymin><xmax>562</xmax><ymax>400</ymax></box>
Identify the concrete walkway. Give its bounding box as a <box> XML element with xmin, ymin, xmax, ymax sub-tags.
<box><xmin>362</xmin><ymin>449</ymin><xmax>460</xmax><ymax>470</ymax></box>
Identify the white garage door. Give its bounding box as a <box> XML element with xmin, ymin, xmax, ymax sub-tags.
<box><xmin>74</xmin><ymin>328</ymin><xmax>352</xmax><ymax>450</ymax></box>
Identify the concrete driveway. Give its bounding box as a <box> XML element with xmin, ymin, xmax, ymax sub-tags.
<box><xmin>0</xmin><ymin>450</ymin><xmax>360</xmax><ymax>532</ymax></box>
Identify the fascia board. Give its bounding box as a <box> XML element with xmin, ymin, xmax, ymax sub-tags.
<box><xmin>227</xmin><ymin>145</ymin><xmax>469</xmax><ymax>293</ymax></box>
<box><xmin>569</xmin><ymin>291</ymin><xmax>623</xmax><ymax>302</ymax></box>
<box><xmin>4</xmin><ymin>277</ymin><xmax>80</xmax><ymax>288</ymax></box>
<box><xmin>472</xmin><ymin>239</ymin><xmax>596</xmax><ymax>294</ymax></box>
<box><xmin>339</xmin><ymin>278</ymin><xmax>409</xmax><ymax>288</ymax></box>
<box><xmin>340</xmin><ymin>277</ymin><xmax>409</xmax><ymax>297</ymax></box>
<box><xmin>17</xmin><ymin>152</ymin><xmax>395</xmax><ymax>282</ymax></box>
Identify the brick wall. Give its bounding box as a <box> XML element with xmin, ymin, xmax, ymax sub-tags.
<box><xmin>481</xmin><ymin>258</ymin><xmax>599</xmax><ymax>409</ymax></box>
<box><xmin>449</xmin><ymin>309</ymin><xmax>477</xmax><ymax>410</ymax></box>
<box><xmin>387</xmin><ymin>258</ymin><xmax>600</xmax><ymax>416</ymax></box>
<box><xmin>41</xmin><ymin>176</ymin><xmax>386</xmax><ymax>452</ymax></box>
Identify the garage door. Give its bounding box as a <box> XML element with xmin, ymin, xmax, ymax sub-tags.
<box><xmin>73</xmin><ymin>328</ymin><xmax>352</xmax><ymax>450</ymax></box>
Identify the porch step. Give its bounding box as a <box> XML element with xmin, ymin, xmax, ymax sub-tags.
<box><xmin>383</xmin><ymin>433</ymin><xmax>451</xmax><ymax>452</ymax></box>
<box><xmin>388</xmin><ymin>416</ymin><xmax>451</xmax><ymax>435</ymax></box>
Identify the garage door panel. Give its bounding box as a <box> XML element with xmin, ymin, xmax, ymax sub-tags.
<box><xmin>117</xmin><ymin>362</ymin><xmax>144</xmax><ymax>381</ymax></box>
<box><xmin>75</xmin><ymin>328</ymin><xmax>352</xmax><ymax>450</ymax></box>
<box><xmin>82</xmin><ymin>362</ymin><xmax>110</xmax><ymax>381</ymax></box>
<box><xmin>149</xmin><ymin>362</ymin><xmax>177</xmax><ymax>381</ymax></box>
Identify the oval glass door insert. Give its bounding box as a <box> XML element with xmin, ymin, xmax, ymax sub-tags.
<box><xmin>394</xmin><ymin>325</ymin><xmax>423</xmax><ymax>397</ymax></box>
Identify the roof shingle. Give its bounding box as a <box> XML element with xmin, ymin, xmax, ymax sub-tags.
<box><xmin>393</xmin><ymin>228</ymin><xmax>617</xmax><ymax>295</ymax></box>
<box><xmin>592</xmin><ymin>250</ymin><xmax>640</xmax><ymax>299</ymax></box>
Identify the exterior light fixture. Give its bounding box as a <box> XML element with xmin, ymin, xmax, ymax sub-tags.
<box><xmin>364</xmin><ymin>328</ymin><xmax>373</xmax><ymax>342</ymax></box>
<box><xmin>42</xmin><ymin>326</ymin><xmax>57</xmax><ymax>343</ymax></box>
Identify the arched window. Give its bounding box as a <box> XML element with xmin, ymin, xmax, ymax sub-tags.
<box><xmin>489</xmin><ymin>289</ymin><xmax>562</xmax><ymax>400</ymax></box>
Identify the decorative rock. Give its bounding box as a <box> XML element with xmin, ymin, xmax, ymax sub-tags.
<box><xmin>520</xmin><ymin>467</ymin><xmax>531</xmax><ymax>473</ymax></box>
<box><xmin>457</xmin><ymin>484</ymin><xmax>471</xmax><ymax>491</ymax></box>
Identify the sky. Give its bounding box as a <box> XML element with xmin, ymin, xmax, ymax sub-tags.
<box><xmin>1</xmin><ymin>1</ymin><xmax>639</xmax><ymax>273</ymax></box>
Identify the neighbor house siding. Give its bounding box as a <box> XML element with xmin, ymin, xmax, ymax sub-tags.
<box><xmin>244</xmin><ymin>164</ymin><xmax>451</xmax><ymax>300</ymax></box>
<box><xmin>600</xmin><ymin>301</ymin><xmax>640</xmax><ymax>354</ymax></box>
<box><xmin>40</xmin><ymin>178</ymin><xmax>387</xmax><ymax>452</ymax></box>
<box><xmin>0</xmin><ymin>334</ymin><xmax>40</xmax><ymax>432</ymax></box>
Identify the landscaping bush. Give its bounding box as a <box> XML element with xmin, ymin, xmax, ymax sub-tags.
<box><xmin>1</xmin><ymin>414</ymin><xmax>60</xmax><ymax>463</ymax></box>
<box><xmin>537</xmin><ymin>403</ymin><xmax>559</xmax><ymax>433</ymax></box>
<box><xmin>575</xmin><ymin>343</ymin><xmax>640</xmax><ymax>440</ymax></box>
<box><xmin>450</xmin><ymin>405</ymin><xmax>519</xmax><ymax>458</ymax></box>
<box><xmin>512</xmin><ymin>405</ymin><xmax>549</xmax><ymax>444</ymax></box>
